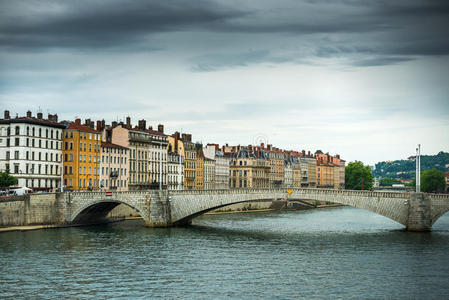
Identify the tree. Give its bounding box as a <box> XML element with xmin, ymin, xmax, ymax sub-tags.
<box><xmin>380</xmin><ymin>177</ymin><xmax>401</xmax><ymax>186</ymax></box>
<box><xmin>421</xmin><ymin>169</ymin><xmax>445</xmax><ymax>193</ymax></box>
<box><xmin>345</xmin><ymin>161</ymin><xmax>374</xmax><ymax>190</ymax></box>
<box><xmin>0</xmin><ymin>170</ymin><xmax>18</xmax><ymax>188</ymax></box>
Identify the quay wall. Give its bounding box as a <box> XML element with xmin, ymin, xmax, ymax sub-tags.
<box><xmin>0</xmin><ymin>193</ymin><xmax>66</xmax><ymax>227</ymax></box>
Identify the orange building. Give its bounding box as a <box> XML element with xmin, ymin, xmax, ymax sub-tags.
<box><xmin>63</xmin><ymin>119</ymin><xmax>101</xmax><ymax>190</ymax></box>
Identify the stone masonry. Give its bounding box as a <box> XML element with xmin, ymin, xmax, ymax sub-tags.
<box><xmin>1</xmin><ymin>188</ymin><xmax>449</xmax><ymax>231</ymax></box>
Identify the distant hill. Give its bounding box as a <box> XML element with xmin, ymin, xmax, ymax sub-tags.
<box><xmin>373</xmin><ymin>151</ymin><xmax>449</xmax><ymax>179</ymax></box>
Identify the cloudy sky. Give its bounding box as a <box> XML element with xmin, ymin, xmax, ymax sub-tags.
<box><xmin>1</xmin><ymin>0</ymin><xmax>448</xmax><ymax>165</ymax></box>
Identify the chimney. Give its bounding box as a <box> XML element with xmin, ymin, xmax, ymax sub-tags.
<box><xmin>96</xmin><ymin>120</ymin><xmax>102</xmax><ymax>131</ymax></box>
<box><xmin>101</xmin><ymin>119</ymin><xmax>105</xmax><ymax>129</ymax></box>
<box><xmin>172</xmin><ymin>131</ymin><xmax>180</xmax><ymax>139</ymax></box>
<box><xmin>158</xmin><ymin>124</ymin><xmax>164</xmax><ymax>133</ymax></box>
<box><xmin>27</xmin><ymin>111</ymin><xmax>32</xmax><ymax>118</ymax></box>
<box><xmin>138</xmin><ymin>119</ymin><xmax>146</xmax><ymax>130</ymax></box>
<box><xmin>267</xmin><ymin>144</ymin><xmax>272</xmax><ymax>151</ymax></box>
<box><xmin>112</xmin><ymin>121</ymin><xmax>118</xmax><ymax>128</ymax></box>
<box><xmin>126</xmin><ymin>116</ymin><xmax>131</xmax><ymax>129</ymax></box>
<box><xmin>149</xmin><ymin>125</ymin><xmax>153</xmax><ymax>131</ymax></box>
<box><xmin>37</xmin><ymin>112</ymin><xmax>43</xmax><ymax>119</ymax></box>
<box><xmin>4</xmin><ymin>110</ymin><xmax>10</xmax><ymax>119</ymax></box>
<box><xmin>85</xmin><ymin>118</ymin><xmax>91</xmax><ymax>126</ymax></box>
<box><xmin>75</xmin><ymin>118</ymin><xmax>81</xmax><ymax>125</ymax></box>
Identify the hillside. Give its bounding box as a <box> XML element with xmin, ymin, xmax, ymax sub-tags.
<box><xmin>373</xmin><ymin>151</ymin><xmax>449</xmax><ymax>179</ymax></box>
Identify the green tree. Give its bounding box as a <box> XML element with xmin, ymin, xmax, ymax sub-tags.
<box><xmin>379</xmin><ymin>177</ymin><xmax>401</xmax><ymax>186</ymax></box>
<box><xmin>421</xmin><ymin>169</ymin><xmax>445</xmax><ymax>193</ymax></box>
<box><xmin>0</xmin><ymin>170</ymin><xmax>18</xmax><ymax>188</ymax></box>
<box><xmin>345</xmin><ymin>161</ymin><xmax>374</xmax><ymax>190</ymax></box>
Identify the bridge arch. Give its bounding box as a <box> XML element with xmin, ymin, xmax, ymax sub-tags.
<box><xmin>169</xmin><ymin>189</ymin><xmax>411</xmax><ymax>227</ymax></box>
<box><xmin>69</xmin><ymin>198</ymin><xmax>150</xmax><ymax>225</ymax></box>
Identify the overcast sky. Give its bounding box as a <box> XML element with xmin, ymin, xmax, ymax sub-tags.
<box><xmin>1</xmin><ymin>0</ymin><xmax>448</xmax><ymax>165</ymax></box>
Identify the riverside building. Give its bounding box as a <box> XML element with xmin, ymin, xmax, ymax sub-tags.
<box><xmin>100</xmin><ymin>142</ymin><xmax>129</xmax><ymax>191</ymax></box>
<box><xmin>62</xmin><ymin>119</ymin><xmax>101</xmax><ymax>190</ymax></box>
<box><xmin>0</xmin><ymin>110</ymin><xmax>64</xmax><ymax>191</ymax></box>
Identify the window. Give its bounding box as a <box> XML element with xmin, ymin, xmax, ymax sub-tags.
<box><xmin>15</xmin><ymin>138</ymin><xmax>19</xmax><ymax>146</ymax></box>
<box><xmin>69</xmin><ymin>166</ymin><xmax>72</xmax><ymax>174</ymax></box>
<box><xmin>14</xmin><ymin>151</ymin><xmax>19</xmax><ymax>159</ymax></box>
<box><xmin>6</xmin><ymin>151</ymin><xmax>10</xmax><ymax>160</ymax></box>
<box><xmin>14</xmin><ymin>164</ymin><xmax>19</xmax><ymax>174</ymax></box>
<box><xmin>27</xmin><ymin>127</ymin><xmax>30</xmax><ymax>136</ymax></box>
<box><xmin>15</xmin><ymin>126</ymin><xmax>20</xmax><ymax>135</ymax></box>
<box><xmin>32</xmin><ymin>128</ymin><xmax>35</xmax><ymax>136</ymax></box>
<box><xmin>39</xmin><ymin>128</ymin><xmax>42</xmax><ymax>137</ymax></box>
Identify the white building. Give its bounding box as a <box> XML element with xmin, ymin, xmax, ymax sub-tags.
<box><xmin>148</xmin><ymin>124</ymin><xmax>169</xmax><ymax>189</ymax></box>
<box><xmin>0</xmin><ymin>110</ymin><xmax>64</xmax><ymax>191</ymax></box>
<box><xmin>284</xmin><ymin>160</ymin><xmax>293</xmax><ymax>188</ymax></box>
<box><xmin>167</xmin><ymin>152</ymin><xmax>184</xmax><ymax>190</ymax></box>
<box><xmin>204</xmin><ymin>144</ymin><xmax>230</xmax><ymax>189</ymax></box>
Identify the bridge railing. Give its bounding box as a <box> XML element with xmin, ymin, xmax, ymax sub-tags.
<box><xmin>54</xmin><ymin>188</ymin><xmax>449</xmax><ymax>201</ymax></box>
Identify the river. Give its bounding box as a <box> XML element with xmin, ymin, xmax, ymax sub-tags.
<box><xmin>1</xmin><ymin>206</ymin><xmax>448</xmax><ymax>299</ymax></box>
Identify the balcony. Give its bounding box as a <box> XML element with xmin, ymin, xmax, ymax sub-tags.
<box><xmin>110</xmin><ymin>171</ymin><xmax>119</xmax><ymax>178</ymax></box>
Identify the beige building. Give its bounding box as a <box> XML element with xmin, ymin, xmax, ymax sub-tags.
<box><xmin>204</xmin><ymin>157</ymin><xmax>215</xmax><ymax>190</ymax></box>
<box><xmin>100</xmin><ymin>142</ymin><xmax>129</xmax><ymax>191</ymax></box>
<box><xmin>204</xmin><ymin>144</ymin><xmax>230</xmax><ymax>190</ymax></box>
<box><xmin>107</xmin><ymin>122</ymin><xmax>150</xmax><ymax>190</ymax></box>
<box><xmin>267</xmin><ymin>148</ymin><xmax>284</xmax><ymax>188</ymax></box>
<box><xmin>300</xmin><ymin>157</ymin><xmax>317</xmax><ymax>188</ymax></box>
<box><xmin>230</xmin><ymin>148</ymin><xmax>270</xmax><ymax>189</ymax></box>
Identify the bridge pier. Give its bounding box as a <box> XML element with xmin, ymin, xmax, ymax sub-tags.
<box><xmin>146</xmin><ymin>191</ymin><xmax>172</xmax><ymax>227</ymax></box>
<box><xmin>407</xmin><ymin>193</ymin><xmax>431</xmax><ymax>232</ymax></box>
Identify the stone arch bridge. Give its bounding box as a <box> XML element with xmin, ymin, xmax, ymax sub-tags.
<box><xmin>65</xmin><ymin>188</ymin><xmax>449</xmax><ymax>231</ymax></box>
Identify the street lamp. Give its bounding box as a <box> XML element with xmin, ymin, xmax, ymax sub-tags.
<box><xmin>416</xmin><ymin>144</ymin><xmax>421</xmax><ymax>193</ymax></box>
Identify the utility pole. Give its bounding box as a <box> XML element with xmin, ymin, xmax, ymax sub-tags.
<box><xmin>416</xmin><ymin>144</ymin><xmax>421</xmax><ymax>193</ymax></box>
<box><xmin>178</xmin><ymin>129</ymin><xmax>182</xmax><ymax>190</ymax></box>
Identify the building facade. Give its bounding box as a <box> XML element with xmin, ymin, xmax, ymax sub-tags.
<box><xmin>148</xmin><ymin>125</ymin><xmax>168</xmax><ymax>189</ymax></box>
<box><xmin>63</xmin><ymin>119</ymin><xmax>101</xmax><ymax>191</ymax></box>
<box><xmin>0</xmin><ymin>110</ymin><xmax>64</xmax><ymax>191</ymax></box>
<box><xmin>167</xmin><ymin>152</ymin><xmax>184</xmax><ymax>190</ymax></box>
<box><xmin>204</xmin><ymin>157</ymin><xmax>215</xmax><ymax>190</ymax></box>
<box><xmin>204</xmin><ymin>144</ymin><xmax>230</xmax><ymax>190</ymax></box>
<box><xmin>100</xmin><ymin>142</ymin><xmax>129</xmax><ymax>191</ymax></box>
<box><xmin>267</xmin><ymin>149</ymin><xmax>284</xmax><ymax>188</ymax></box>
<box><xmin>230</xmin><ymin>148</ymin><xmax>270</xmax><ymax>189</ymax></box>
<box><xmin>195</xmin><ymin>143</ymin><xmax>204</xmax><ymax>190</ymax></box>
<box><xmin>110</xmin><ymin>123</ymin><xmax>150</xmax><ymax>190</ymax></box>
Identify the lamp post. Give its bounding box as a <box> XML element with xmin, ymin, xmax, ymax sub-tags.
<box><xmin>416</xmin><ymin>144</ymin><xmax>421</xmax><ymax>193</ymax></box>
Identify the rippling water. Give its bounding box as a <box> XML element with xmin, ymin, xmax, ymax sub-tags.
<box><xmin>1</xmin><ymin>207</ymin><xmax>449</xmax><ymax>299</ymax></box>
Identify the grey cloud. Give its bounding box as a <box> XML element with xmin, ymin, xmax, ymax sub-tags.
<box><xmin>0</xmin><ymin>0</ymin><xmax>246</xmax><ymax>50</ymax></box>
<box><xmin>352</xmin><ymin>56</ymin><xmax>414</xmax><ymax>67</ymax></box>
<box><xmin>190</xmin><ymin>50</ymin><xmax>295</xmax><ymax>72</ymax></box>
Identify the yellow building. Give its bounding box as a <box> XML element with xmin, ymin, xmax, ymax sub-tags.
<box><xmin>195</xmin><ymin>143</ymin><xmax>204</xmax><ymax>190</ymax></box>
<box><xmin>63</xmin><ymin>119</ymin><xmax>101</xmax><ymax>190</ymax></box>
<box><xmin>168</xmin><ymin>132</ymin><xmax>196</xmax><ymax>190</ymax></box>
